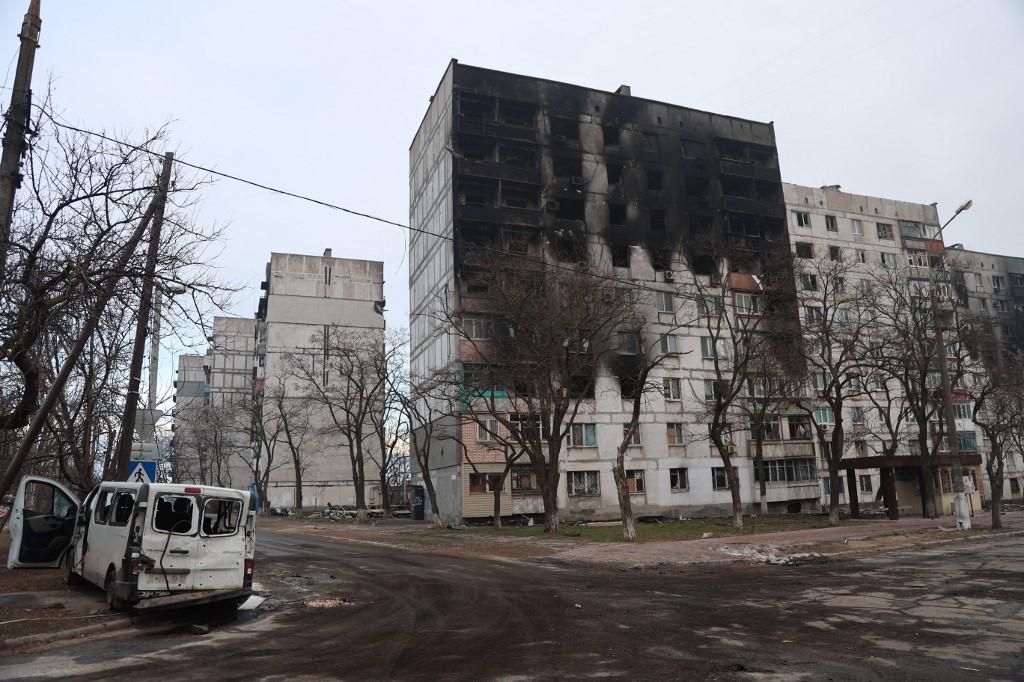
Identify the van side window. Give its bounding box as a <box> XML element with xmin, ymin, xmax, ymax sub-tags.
<box><xmin>153</xmin><ymin>495</ymin><xmax>196</xmax><ymax>535</ymax></box>
<box><xmin>202</xmin><ymin>499</ymin><xmax>242</xmax><ymax>536</ymax></box>
<box><xmin>94</xmin><ymin>490</ymin><xmax>116</xmax><ymax>525</ymax></box>
<box><xmin>110</xmin><ymin>492</ymin><xmax>136</xmax><ymax>526</ymax></box>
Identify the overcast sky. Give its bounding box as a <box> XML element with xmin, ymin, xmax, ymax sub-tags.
<box><xmin>2</xmin><ymin>0</ymin><xmax>1021</xmax><ymax>383</ymax></box>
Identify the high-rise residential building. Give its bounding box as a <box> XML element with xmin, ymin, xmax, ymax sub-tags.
<box><xmin>172</xmin><ymin>250</ymin><xmax>386</xmax><ymax>509</ymax></box>
<box><xmin>409</xmin><ymin>61</ymin><xmax>798</xmax><ymax>523</ymax></box>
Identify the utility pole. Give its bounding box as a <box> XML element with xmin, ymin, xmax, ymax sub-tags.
<box><xmin>113</xmin><ymin>152</ymin><xmax>174</xmax><ymax>480</ymax></box>
<box><xmin>930</xmin><ymin>199</ymin><xmax>974</xmax><ymax>530</ymax></box>
<box><xmin>0</xmin><ymin>0</ymin><xmax>41</xmax><ymax>282</ymax></box>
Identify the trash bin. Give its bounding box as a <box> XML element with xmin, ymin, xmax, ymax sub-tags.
<box><xmin>412</xmin><ymin>485</ymin><xmax>425</xmax><ymax>521</ymax></box>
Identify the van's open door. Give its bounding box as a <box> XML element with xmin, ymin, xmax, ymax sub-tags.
<box><xmin>7</xmin><ymin>476</ymin><xmax>80</xmax><ymax>568</ymax></box>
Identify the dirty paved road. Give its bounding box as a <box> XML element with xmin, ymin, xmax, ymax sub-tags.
<box><xmin>3</xmin><ymin>529</ymin><xmax>1024</xmax><ymax>681</ymax></box>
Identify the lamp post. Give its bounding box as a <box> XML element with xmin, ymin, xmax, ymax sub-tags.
<box><xmin>929</xmin><ymin>199</ymin><xmax>973</xmax><ymax>529</ymax></box>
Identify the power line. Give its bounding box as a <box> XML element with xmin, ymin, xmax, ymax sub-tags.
<box><xmin>40</xmin><ymin>110</ymin><xmax>724</xmax><ymax>300</ymax></box>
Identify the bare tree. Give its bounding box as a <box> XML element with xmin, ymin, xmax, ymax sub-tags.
<box><xmin>256</xmin><ymin>371</ymin><xmax>315</xmax><ymax>512</ymax></box>
<box><xmin>433</xmin><ymin>257</ymin><xmax>638</xmax><ymax>533</ymax></box>
<box><xmin>402</xmin><ymin>373</ymin><xmax>455</xmax><ymax>527</ymax></box>
<box><xmin>367</xmin><ymin>329</ymin><xmax>410</xmax><ymax>516</ymax></box>
<box><xmin>790</xmin><ymin>255</ymin><xmax>874</xmax><ymax>526</ymax></box>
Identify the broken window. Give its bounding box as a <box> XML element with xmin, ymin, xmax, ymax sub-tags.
<box><xmin>667</xmin><ymin>424</ymin><xmax>685</xmax><ymax>446</ymax></box>
<box><xmin>459</xmin><ymin>179</ymin><xmax>497</xmax><ymax>207</ymax></box>
<box><xmin>618</xmin><ymin>331</ymin><xmax>639</xmax><ymax>354</ymax></box>
<box><xmin>499</xmin><ymin>100</ymin><xmax>535</xmax><ymax>128</ymax></box>
<box><xmin>721</xmin><ymin>176</ymin><xmax>752</xmax><ymax>198</ymax></box>
<box><xmin>649</xmin><ymin>209</ymin><xmax>666</xmax><ymax>230</ymax></box>
<box><xmin>110</xmin><ymin>491</ymin><xmax>136</xmax><ymax>527</ymax></box>
<box><xmin>477</xmin><ymin>417</ymin><xmax>501</xmax><ymax>441</ymax></box>
<box><xmin>670</xmin><ymin>467</ymin><xmax>689</xmax><ymax>491</ymax></box>
<box><xmin>502</xmin><ymin>184</ymin><xmax>539</xmax><ymax>210</ymax></box>
<box><xmin>511</xmin><ymin>466</ymin><xmax>540</xmax><ymax>492</ymax></box>
<box><xmin>876</xmin><ymin>222</ymin><xmax>894</xmax><ymax>240</ymax></box>
<box><xmin>755</xmin><ymin>459</ymin><xmax>816</xmax><ymax>483</ymax></box>
<box><xmin>656</xmin><ymin>291</ymin><xmax>674</xmax><ymax>312</ymax></box>
<box><xmin>553</xmin><ymin>156</ymin><xmax>582</xmax><ymax>179</ymax></box>
<box><xmin>504</xmin><ymin>230</ymin><xmax>531</xmax><ymax>256</ymax></box>
<box><xmin>550</xmin><ymin>117</ymin><xmax>579</xmax><ymax>141</ymax></box>
<box><xmin>685</xmin><ymin>177</ymin><xmax>709</xmax><ymax>200</ymax></box>
<box><xmin>651</xmin><ymin>248</ymin><xmax>672</xmax><ymax>271</ymax></box>
<box><xmin>551</xmin><ymin>197</ymin><xmax>585</xmax><ymax>221</ymax></box>
<box><xmin>880</xmin><ymin>252</ymin><xmax>898</xmax><ymax>269</ymax></box>
<box><xmin>609</xmin><ymin>203</ymin><xmax>626</xmax><ymax>226</ymax></box>
<box><xmin>625</xmin><ymin>470</ymin><xmax>646</xmax><ymax>494</ymax></box>
<box><xmin>606</xmin><ymin>163</ymin><xmax>623</xmax><ymax>186</ymax></box>
<box><xmin>602</xmin><ymin>125</ymin><xmax>620</xmax><ymax>146</ymax></box>
<box><xmin>623</xmin><ymin>423</ymin><xmax>642</xmax><ymax>446</ymax></box>
<box><xmin>153</xmin><ymin>495</ymin><xmax>196</xmax><ymax>535</ymax></box>
<box><xmin>825</xmin><ymin>215</ymin><xmax>839</xmax><ymax>232</ymax></box>
<box><xmin>851</xmin><ymin>219</ymin><xmax>864</xmax><ymax>235</ymax></box>
<box><xmin>795</xmin><ymin>242</ymin><xmax>814</xmax><ymax>259</ymax></box>
<box><xmin>459</xmin><ymin>92</ymin><xmax>496</xmax><ymax>120</ymax></box>
<box><xmin>611</xmin><ymin>244</ymin><xmax>630</xmax><ymax>268</ymax></box>
<box><xmin>647</xmin><ymin>169</ymin><xmax>664</xmax><ymax>190</ymax></box>
<box><xmin>788</xmin><ymin>415</ymin><xmax>812</xmax><ymax>440</ymax></box>
<box><xmin>659</xmin><ymin>334</ymin><xmax>679</xmax><ymax>354</ymax></box>
<box><xmin>568</xmin><ymin>423</ymin><xmax>597</xmax><ymax>447</ymax></box>
<box><xmin>830</xmin><ymin>246</ymin><xmax>842</xmax><ymax>262</ymax></box>
<box><xmin>461</xmin><ymin>139</ymin><xmax>495</xmax><ymax>162</ymax></box>
<box><xmin>498</xmin><ymin>144</ymin><xmax>537</xmax><ymax>168</ymax></box>
<box><xmin>464</xmin><ymin>317</ymin><xmax>494</xmax><ymax>340</ymax></box>
<box><xmin>794</xmin><ymin>211</ymin><xmax>811</xmax><ymax>228</ymax></box>
<box><xmin>94</xmin><ymin>489</ymin><xmax>116</xmax><ymax>524</ymax></box>
<box><xmin>640</xmin><ymin>132</ymin><xmax>659</xmax><ymax>151</ymax></box>
<box><xmin>800</xmin><ymin>274</ymin><xmax>818</xmax><ymax>291</ymax></box>
<box><xmin>202</xmin><ymin>498</ymin><xmax>241</xmax><ymax>536</ymax></box>
<box><xmin>567</xmin><ymin>471</ymin><xmax>600</xmax><ymax>497</ymax></box>
<box><xmin>469</xmin><ymin>473</ymin><xmax>503</xmax><ymax>494</ymax></box>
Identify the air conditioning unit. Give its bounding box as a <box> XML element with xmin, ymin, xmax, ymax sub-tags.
<box><xmin>664</xmin><ymin>271</ymin><xmax>675</xmax><ymax>282</ymax></box>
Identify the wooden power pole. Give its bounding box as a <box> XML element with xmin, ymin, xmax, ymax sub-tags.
<box><xmin>113</xmin><ymin>152</ymin><xmax>174</xmax><ymax>480</ymax></box>
<box><xmin>0</xmin><ymin>0</ymin><xmax>41</xmax><ymax>282</ymax></box>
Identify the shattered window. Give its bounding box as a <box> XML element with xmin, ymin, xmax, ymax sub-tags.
<box><xmin>202</xmin><ymin>498</ymin><xmax>242</xmax><ymax>536</ymax></box>
<box><xmin>153</xmin><ymin>494</ymin><xmax>196</xmax><ymax>535</ymax></box>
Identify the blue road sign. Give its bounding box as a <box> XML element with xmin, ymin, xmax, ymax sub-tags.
<box><xmin>128</xmin><ymin>460</ymin><xmax>157</xmax><ymax>484</ymax></box>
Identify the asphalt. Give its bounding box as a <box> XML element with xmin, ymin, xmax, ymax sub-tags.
<box><xmin>2</xmin><ymin>528</ymin><xmax>1023</xmax><ymax>681</ymax></box>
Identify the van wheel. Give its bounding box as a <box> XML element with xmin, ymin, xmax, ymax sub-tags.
<box><xmin>105</xmin><ymin>568</ymin><xmax>127</xmax><ymax>611</ymax></box>
<box><xmin>62</xmin><ymin>551</ymin><xmax>84</xmax><ymax>586</ymax></box>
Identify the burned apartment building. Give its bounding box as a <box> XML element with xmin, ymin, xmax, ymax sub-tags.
<box><xmin>408</xmin><ymin>60</ymin><xmax>800</xmax><ymax>523</ymax></box>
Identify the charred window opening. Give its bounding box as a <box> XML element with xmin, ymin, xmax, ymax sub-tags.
<box><xmin>502</xmin><ymin>182</ymin><xmax>539</xmax><ymax>210</ymax></box>
<box><xmin>609</xmin><ymin>203</ymin><xmax>626</xmax><ymax>226</ymax></box>
<box><xmin>553</xmin><ymin>156</ymin><xmax>582</xmax><ymax>179</ymax></box>
<box><xmin>691</xmin><ymin>215</ymin><xmax>713</xmax><ymax>235</ymax></box>
<box><xmin>829</xmin><ymin>246</ymin><xmax>842</xmax><ymax>262</ymax></box>
<box><xmin>686</xmin><ymin>177</ymin><xmax>710</xmax><ymax>201</ymax></box>
<box><xmin>611</xmin><ymin>244</ymin><xmax>630</xmax><ymax>268</ymax></box>
<box><xmin>681</xmin><ymin>140</ymin><xmax>705</xmax><ymax>159</ymax></box>
<box><xmin>650</xmin><ymin>209</ymin><xmax>666</xmax><ymax>230</ymax></box>
<box><xmin>640</xmin><ymin>132</ymin><xmax>659</xmax><ymax>152</ymax></box>
<box><xmin>499</xmin><ymin>100</ymin><xmax>535</xmax><ymax>128</ymax></box>
<box><xmin>603</xmin><ymin>125</ymin><xmax>620</xmax><ymax>146</ymax></box>
<box><xmin>716</xmin><ymin>139</ymin><xmax>776</xmax><ymax>167</ymax></box>
<box><xmin>551</xmin><ymin>197</ymin><xmax>585</xmax><ymax>221</ymax></box>
<box><xmin>795</xmin><ymin>242</ymin><xmax>814</xmax><ymax>259</ymax></box>
<box><xmin>754</xmin><ymin>180</ymin><xmax>780</xmax><ymax>203</ymax></box>
<box><xmin>647</xmin><ymin>170</ymin><xmax>664</xmax><ymax>191</ymax></box>
<box><xmin>614</xmin><ymin>353</ymin><xmax>644</xmax><ymax>400</ymax></box>
<box><xmin>461</xmin><ymin>138</ymin><xmax>495</xmax><ymax>162</ymax></box>
<box><xmin>606</xmin><ymin>163</ymin><xmax>623</xmax><ymax>186</ymax></box>
<box><xmin>503</xmin><ymin>229</ymin><xmax>532</xmax><ymax>256</ymax></box>
<box><xmin>693</xmin><ymin>254</ymin><xmax>717</xmax><ymax>277</ymax></box>
<box><xmin>722</xmin><ymin>176</ymin><xmax>753</xmax><ymax>198</ymax></box>
<box><xmin>551</xmin><ymin>117</ymin><xmax>580</xmax><ymax>141</ymax></box>
<box><xmin>459</xmin><ymin>92</ymin><xmax>497</xmax><ymax>120</ymax></box>
<box><xmin>463</xmin><ymin>269</ymin><xmax>489</xmax><ymax>294</ymax></box>
<box><xmin>459</xmin><ymin>178</ymin><xmax>498</xmax><ymax>207</ymax></box>
<box><xmin>498</xmin><ymin>144</ymin><xmax>537</xmax><ymax>168</ymax></box>
<box><xmin>651</xmin><ymin>248</ymin><xmax>672</xmax><ymax>271</ymax></box>
<box><xmin>554</xmin><ymin>234</ymin><xmax>587</xmax><ymax>263</ymax></box>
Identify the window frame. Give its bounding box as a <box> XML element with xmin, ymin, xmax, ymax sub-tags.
<box><xmin>567</xmin><ymin>470</ymin><xmax>601</xmax><ymax>497</ymax></box>
<box><xmin>663</xmin><ymin>377</ymin><xmax>683</xmax><ymax>401</ymax></box>
<box><xmin>152</xmin><ymin>494</ymin><xmax>199</xmax><ymax>536</ymax></box>
<box><xmin>200</xmin><ymin>498</ymin><xmax>243</xmax><ymax>537</ymax></box>
<box><xmin>625</xmin><ymin>469</ymin><xmax>646</xmax><ymax>494</ymax></box>
<box><xmin>670</xmin><ymin>467</ymin><xmax>689</xmax><ymax>492</ymax></box>
<box><xmin>567</xmin><ymin>422</ymin><xmax>597</xmax><ymax>448</ymax></box>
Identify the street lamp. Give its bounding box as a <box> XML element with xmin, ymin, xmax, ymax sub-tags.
<box><xmin>929</xmin><ymin>199</ymin><xmax>973</xmax><ymax>530</ymax></box>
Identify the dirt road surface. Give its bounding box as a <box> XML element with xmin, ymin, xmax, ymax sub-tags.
<box><xmin>2</xmin><ymin>528</ymin><xmax>1023</xmax><ymax>681</ymax></box>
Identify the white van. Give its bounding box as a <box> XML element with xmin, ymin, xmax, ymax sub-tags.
<box><xmin>6</xmin><ymin>476</ymin><xmax>255</xmax><ymax>614</ymax></box>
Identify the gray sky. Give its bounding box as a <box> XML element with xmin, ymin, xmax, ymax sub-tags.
<box><xmin>3</xmin><ymin>0</ymin><xmax>1022</xmax><ymax>365</ymax></box>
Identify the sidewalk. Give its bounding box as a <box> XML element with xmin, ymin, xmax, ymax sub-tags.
<box><xmin>557</xmin><ymin>511</ymin><xmax>1023</xmax><ymax>567</ymax></box>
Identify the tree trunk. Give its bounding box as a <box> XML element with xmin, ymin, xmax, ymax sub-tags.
<box><xmin>492</xmin><ymin>486</ymin><xmax>502</xmax><ymax>528</ymax></box>
<box><xmin>917</xmin><ymin>428</ymin><xmax>938</xmax><ymax>518</ymax></box>
<box><xmin>712</xmin><ymin>434</ymin><xmax>743</xmax><ymax>530</ymax></box>
<box><xmin>756</xmin><ymin>438</ymin><xmax>768</xmax><ymax>516</ymax></box>
<box><xmin>612</xmin><ymin>445</ymin><xmax>638</xmax><ymax>542</ymax></box>
<box><xmin>827</xmin><ymin>464</ymin><xmax>840</xmax><ymax>527</ymax></box>
<box><xmin>542</xmin><ymin>474</ymin><xmax>560</xmax><ymax>533</ymax></box>
<box><xmin>422</xmin><ymin>469</ymin><xmax>443</xmax><ymax>527</ymax></box>
<box><xmin>990</xmin><ymin>481</ymin><xmax>1002</xmax><ymax>529</ymax></box>
<box><xmin>293</xmin><ymin>464</ymin><xmax>304</xmax><ymax>513</ymax></box>
<box><xmin>988</xmin><ymin>452</ymin><xmax>1004</xmax><ymax>530</ymax></box>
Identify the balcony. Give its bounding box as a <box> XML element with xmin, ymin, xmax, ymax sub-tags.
<box><xmin>722</xmin><ymin>195</ymin><xmax>786</xmax><ymax>219</ymax></box>
<box><xmin>457</xmin><ymin>158</ymin><xmax>541</xmax><ymax>185</ymax></box>
<box><xmin>756</xmin><ymin>483</ymin><xmax>822</xmax><ymax>503</ymax></box>
<box><xmin>719</xmin><ymin>159</ymin><xmax>779</xmax><ymax>182</ymax></box>
<box><xmin>747</xmin><ymin>441</ymin><xmax>815</xmax><ymax>459</ymax></box>
<box><xmin>457</xmin><ymin>203</ymin><xmax>542</xmax><ymax>227</ymax></box>
<box><xmin>456</xmin><ymin>114</ymin><xmax>537</xmax><ymax>142</ymax></box>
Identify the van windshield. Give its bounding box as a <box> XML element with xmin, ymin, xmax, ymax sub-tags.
<box><xmin>202</xmin><ymin>498</ymin><xmax>241</xmax><ymax>536</ymax></box>
<box><xmin>153</xmin><ymin>495</ymin><xmax>196</xmax><ymax>534</ymax></box>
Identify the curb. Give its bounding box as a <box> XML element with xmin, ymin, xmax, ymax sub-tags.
<box><xmin>802</xmin><ymin>527</ymin><xmax>1024</xmax><ymax>558</ymax></box>
<box><xmin>2</xmin><ymin>616</ymin><xmax>133</xmax><ymax>648</ymax></box>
